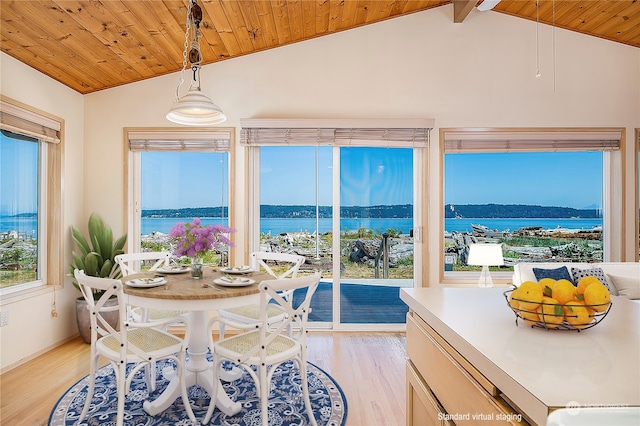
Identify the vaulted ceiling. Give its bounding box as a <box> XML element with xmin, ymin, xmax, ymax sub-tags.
<box><xmin>2</xmin><ymin>1</ymin><xmax>638</xmax><ymax>94</ymax></box>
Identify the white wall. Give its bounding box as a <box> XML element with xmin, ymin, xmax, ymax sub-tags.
<box><xmin>0</xmin><ymin>54</ymin><xmax>85</xmax><ymax>371</ymax></box>
<box><xmin>1</xmin><ymin>5</ymin><xmax>638</xmax><ymax>370</ymax></box>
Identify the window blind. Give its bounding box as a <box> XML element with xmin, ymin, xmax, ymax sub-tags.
<box><xmin>443</xmin><ymin>130</ymin><xmax>622</xmax><ymax>153</ymax></box>
<box><xmin>240</xmin><ymin>118</ymin><xmax>434</xmax><ymax>147</ymax></box>
<box><xmin>128</xmin><ymin>130</ymin><xmax>231</xmax><ymax>152</ymax></box>
<box><xmin>0</xmin><ymin>99</ymin><xmax>61</xmax><ymax>144</ymax></box>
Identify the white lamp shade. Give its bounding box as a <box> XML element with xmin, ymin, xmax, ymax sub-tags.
<box><xmin>467</xmin><ymin>244</ymin><xmax>504</xmax><ymax>266</ymax></box>
<box><xmin>166</xmin><ymin>85</ymin><xmax>227</xmax><ymax>126</ymax></box>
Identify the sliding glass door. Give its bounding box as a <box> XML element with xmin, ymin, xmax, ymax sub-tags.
<box><xmin>258</xmin><ymin>145</ymin><xmax>413</xmax><ymax>328</ymax></box>
<box><xmin>258</xmin><ymin>146</ymin><xmax>333</xmax><ymax>324</ymax></box>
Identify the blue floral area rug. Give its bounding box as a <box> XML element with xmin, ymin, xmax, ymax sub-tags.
<box><xmin>48</xmin><ymin>359</ymin><xmax>347</xmax><ymax>426</ymax></box>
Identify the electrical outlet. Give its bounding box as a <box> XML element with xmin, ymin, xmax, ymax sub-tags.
<box><xmin>0</xmin><ymin>311</ymin><xmax>9</xmax><ymax>327</ymax></box>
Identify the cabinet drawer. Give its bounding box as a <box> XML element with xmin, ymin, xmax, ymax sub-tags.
<box><xmin>407</xmin><ymin>361</ymin><xmax>452</xmax><ymax>426</ymax></box>
<box><xmin>407</xmin><ymin>312</ymin><xmax>526</xmax><ymax>426</ymax></box>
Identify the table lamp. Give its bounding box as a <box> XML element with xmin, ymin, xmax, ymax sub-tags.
<box><xmin>467</xmin><ymin>244</ymin><xmax>504</xmax><ymax>287</ymax></box>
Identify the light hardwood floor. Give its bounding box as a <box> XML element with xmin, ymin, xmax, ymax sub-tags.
<box><xmin>0</xmin><ymin>331</ymin><xmax>407</xmax><ymax>426</ymax></box>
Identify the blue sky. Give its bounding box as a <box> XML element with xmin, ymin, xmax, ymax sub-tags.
<box><xmin>260</xmin><ymin>146</ymin><xmax>414</xmax><ymax>206</ymax></box>
<box><xmin>142</xmin><ymin>147</ymin><xmax>415</xmax><ymax>209</ymax></box>
<box><xmin>445</xmin><ymin>151</ymin><xmax>602</xmax><ymax>209</ymax></box>
<box><xmin>142</xmin><ymin>151</ymin><xmax>228</xmax><ymax>210</ymax></box>
<box><xmin>1</xmin><ymin>133</ymin><xmax>38</xmax><ymax>215</ymax></box>
<box><xmin>3</xmin><ymin>129</ymin><xmax>604</xmax><ymax>214</ymax></box>
<box><xmin>144</xmin><ymin>148</ymin><xmax>603</xmax><ymax>210</ymax></box>
<box><xmin>260</xmin><ymin>147</ymin><xmax>602</xmax><ymax>208</ymax></box>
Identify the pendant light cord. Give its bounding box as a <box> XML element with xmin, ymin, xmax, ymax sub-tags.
<box><xmin>175</xmin><ymin>0</ymin><xmax>193</xmax><ymax>102</ymax></box>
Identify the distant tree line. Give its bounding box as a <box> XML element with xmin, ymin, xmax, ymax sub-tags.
<box><xmin>141</xmin><ymin>203</ymin><xmax>600</xmax><ymax>219</ymax></box>
<box><xmin>445</xmin><ymin>204</ymin><xmax>600</xmax><ymax>219</ymax></box>
<box><xmin>142</xmin><ymin>207</ymin><xmax>227</xmax><ymax>218</ymax></box>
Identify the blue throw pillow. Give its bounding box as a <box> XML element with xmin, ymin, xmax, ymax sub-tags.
<box><xmin>533</xmin><ymin>266</ymin><xmax>575</xmax><ymax>285</ymax></box>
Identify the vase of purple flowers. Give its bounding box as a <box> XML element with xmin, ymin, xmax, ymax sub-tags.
<box><xmin>168</xmin><ymin>218</ymin><xmax>235</xmax><ymax>279</ymax></box>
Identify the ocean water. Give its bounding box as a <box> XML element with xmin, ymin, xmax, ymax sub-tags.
<box><xmin>130</xmin><ymin>218</ymin><xmax>602</xmax><ymax>235</ymax></box>
<box><xmin>0</xmin><ymin>217</ymin><xmax>38</xmax><ymax>236</ymax></box>
<box><xmin>141</xmin><ymin>217</ymin><xmax>414</xmax><ymax>235</ymax></box>
<box><xmin>1</xmin><ymin>216</ymin><xmax>602</xmax><ymax>236</ymax></box>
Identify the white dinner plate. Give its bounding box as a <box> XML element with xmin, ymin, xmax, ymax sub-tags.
<box><xmin>219</xmin><ymin>266</ymin><xmax>254</xmax><ymax>274</ymax></box>
<box><xmin>213</xmin><ymin>277</ymin><xmax>256</xmax><ymax>287</ymax></box>
<box><xmin>125</xmin><ymin>277</ymin><xmax>167</xmax><ymax>288</ymax></box>
<box><xmin>156</xmin><ymin>266</ymin><xmax>189</xmax><ymax>274</ymax></box>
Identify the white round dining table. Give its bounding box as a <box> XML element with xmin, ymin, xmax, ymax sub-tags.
<box><xmin>123</xmin><ymin>267</ymin><xmax>270</xmax><ymax>417</ymax></box>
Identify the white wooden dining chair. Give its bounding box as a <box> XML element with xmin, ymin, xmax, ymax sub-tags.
<box><xmin>203</xmin><ymin>272</ymin><xmax>322</xmax><ymax>426</ymax></box>
<box><xmin>217</xmin><ymin>252</ymin><xmax>305</xmax><ymax>338</ymax></box>
<box><xmin>115</xmin><ymin>251</ymin><xmax>188</xmax><ymax>391</ymax></box>
<box><xmin>115</xmin><ymin>251</ymin><xmax>184</xmax><ymax>320</ymax></box>
<box><xmin>115</xmin><ymin>251</ymin><xmax>171</xmax><ymax>277</ymax></box>
<box><xmin>74</xmin><ymin>269</ymin><xmax>196</xmax><ymax>426</ymax></box>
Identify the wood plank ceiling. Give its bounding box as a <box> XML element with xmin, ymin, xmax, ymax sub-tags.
<box><xmin>2</xmin><ymin>1</ymin><xmax>639</xmax><ymax>94</ymax></box>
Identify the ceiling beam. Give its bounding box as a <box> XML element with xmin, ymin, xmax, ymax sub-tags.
<box><xmin>453</xmin><ymin>0</ymin><xmax>477</xmax><ymax>23</ymax></box>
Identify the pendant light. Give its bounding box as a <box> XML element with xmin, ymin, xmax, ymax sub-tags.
<box><xmin>166</xmin><ymin>0</ymin><xmax>226</xmax><ymax>125</ymax></box>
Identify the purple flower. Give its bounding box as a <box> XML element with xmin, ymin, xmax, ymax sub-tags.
<box><xmin>169</xmin><ymin>218</ymin><xmax>236</xmax><ymax>259</ymax></box>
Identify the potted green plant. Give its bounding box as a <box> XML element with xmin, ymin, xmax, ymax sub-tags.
<box><xmin>68</xmin><ymin>213</ymin><xmax>127</xmax><ymax>343</ymax></box>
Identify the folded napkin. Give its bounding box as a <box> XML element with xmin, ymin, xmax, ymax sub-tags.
<box><xmin>219</xmin><ymin>276</ymin><xmax>251</xmax><ymax>284</ymax></box>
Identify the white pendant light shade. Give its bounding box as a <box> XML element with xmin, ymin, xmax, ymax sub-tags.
<box><xmin>167</xmin><ymin>0</ymin><xmax>226</xmax><ymax>126</ymax></box>
<box><xmin>166</xmin><ymin>83</ymin><xmax>226</xmax><ymax>125</ymax></box>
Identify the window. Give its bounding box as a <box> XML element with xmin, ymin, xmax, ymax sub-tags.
<box><xmin>0</xmin><ymin>96</ymin><xmax>63</xmax><ymax>294</ymax></box>
<box><xmin>1</xmin><ymin>132</ymin><xmax>39</xmax><ymax>287</ymax></box>
<box><xmin>441</xmin><ymin>128</ymin><xmax>622</xmax><ymax>283</ymax></box>
<box><xmin>125</xmin><ymin>128</ymin><xmax>235</xmax><ymax>264</ymax></box>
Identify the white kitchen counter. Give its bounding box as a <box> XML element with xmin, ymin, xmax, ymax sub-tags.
<box><xmin>400</xmin><ymin>287</ymin><xmax>640</xmax><ymax>426</ymax></box>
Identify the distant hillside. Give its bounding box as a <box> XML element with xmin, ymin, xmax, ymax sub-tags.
<box><xmin>142</xmin><ymin>204</ymin><xmax>600</xmax><ymax>219</ymax></box>
<box><xmin>143</xmin><ymin>207</ymin><xmax>227</xmax><ymax>218</ymax></box>
<box><xmin>445</xmin><ymin>204</ymin><xmax>600</xmax><ymax>219</ymax></box>
<box><xmin>142</xmin><ymin>205</ymin><xmax>412</xmax><ymax>219</ymax></box>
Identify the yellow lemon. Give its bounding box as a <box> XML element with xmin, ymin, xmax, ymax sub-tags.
<box><xmin>538</xmin><ymin>296</ymin><xmax>564</xmax><ymax>329</ymax></box>
<box><xmin>563</xmin><ymin>301</ymin><xmax>593</xmax><ymax>329</ymax></box>
<box><xmin>520</xmin><ymin>310</ymin><xmax>540</xmax><ymax>326</ymax></box>
<box><xmin>517</xmin><ymin>281</ymin><xmax>543</xmax><ymax>312</ymax></box>
<box><xmin>552</xmin><ymin>279</ymin><xmax>577</xmax><ymax>305</ymax></box>
<box><xmin>580</xmin><ymin>301</ymin><xmax>597</xmax><ymax>318</ymax></box>
<box><xmin>508</xmin><ymin>288</ymin><xmax>520</xmax><ymax>310</ymax></box>
<box><xmin>583</xmin><ymin>282</ymin><xmax>611</xmax><ymax>312</ymax></box>
<box><xmin>538</xmin><ymin>278</ymin><xmax>556</xmax><ymax>297</ymax></box>
<box><xmin>577</xmin><ymin>275</ymin><xmax>602</xmax><ymax>295</ymax></box>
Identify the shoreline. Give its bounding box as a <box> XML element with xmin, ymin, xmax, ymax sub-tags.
<box><xmin>0</xmin><ymin>217</ymin><xmax>603</xmax><ymax>236</ymax></box>
<box><xmin>1</xmin><ymin>223</ymin><xmax>605</xmax><ymax>281</ymax></box>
